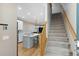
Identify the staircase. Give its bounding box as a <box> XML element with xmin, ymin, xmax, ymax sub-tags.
<box><xmin>45</xmin><ymin>13</ymin><xmax>70</xmax><ymax>56</ymax></box>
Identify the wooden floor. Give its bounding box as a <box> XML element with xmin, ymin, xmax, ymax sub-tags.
<box><xmin>18</xmin><ymin>42</ymin><xmax>36</xmax><ymax>56</ymax></box>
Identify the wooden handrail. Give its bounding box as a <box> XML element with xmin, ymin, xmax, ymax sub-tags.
<box><xmin>62</xmin><ymin>10</ymin><xmax>76</xmax><ymax>40</ymax></box>
<box><xmin>60</xmin><ymin>5</ymin><xmax>76</xmax><ymax>40</ymax></box>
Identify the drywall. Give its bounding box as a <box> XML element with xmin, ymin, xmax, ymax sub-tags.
<box><xmin>46</xmin><ymin>4</ymin><xmax>52</xmax><ymax>38</ymax></box>
<box><xmin>0</xmin><ymin>4</ymin><xmax>17</xmax><ymax>56</ymax></box>
<box><xmin>17</xmin><ymin>3</ymin><xmax>47</xmax><ymax>25</ymax></box>
<box><xmin>61</xmin><ymin>3</ymin><xmax>76</xmax><ymax>33</ymax></box>
<box><xmin>52</xmin><ymin>3</ymin><xmax>62</xmax><ymax>14</ymax></box>
<box><xmin>61</xmin><ymin>3</ymin><xmax>77</xmax><ymax>55</ymax></box>
<box><xmin>23</xmin><ymin>21</ymin><xmax>35</xmax><ymax>34</ymax></box>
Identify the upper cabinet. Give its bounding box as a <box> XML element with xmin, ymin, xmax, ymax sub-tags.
<box><xmin>17</xmin><ymin>20</ymin><xmax>23</xmax><ymax>30</ymax></box>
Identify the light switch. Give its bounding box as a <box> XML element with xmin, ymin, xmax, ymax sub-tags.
<box><xmin>2</xmin><ymin>36</ymin><xmax>10</xmax><ymax>40</ymax></box>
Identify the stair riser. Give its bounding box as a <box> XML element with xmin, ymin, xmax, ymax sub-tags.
<box><xmin>48</xmin><ymin>32</ymin><xmax>66</xmax><ymax>35</ymax></box>
<box><xmin>45</xmin><ymin>50</ymin><xmax>69</xmax><ymax>56</ymax></box>
<box><xmin>47</xmin><ymin>42</ymin><xmax>68</xmax><ymax>48</ymax></box>
<box><xmin>47</xmin><ymin>41</ymin><xmax>68</xmax><ymax>44</ymax></box>
<box><xmin>48</xmin><ymin>34</ymin><xmax>67</xmax><ymax>37</ymax></box>
<box><xmin>49</xmin><ymin>30</ymin><xmax>66</xmax><ymax>33</ymax></box>
<box><xmin>49</xmin><ymin>22</ymin><xmax>64</xmax><ymax>24</ymax></box>
<box><xmin>48</xmin><ymin>37</ymin><xmax>68</xmax><ymax>40</ymax></box>
<box><xmin>45</xmin><ymin>53</ymin><xmax>69</xmax><ymax>56</ymax></box>
<box><xmin>46</xmin><ymin>47</ymin><xmax>69</xmax><ymax>52</ymax></box>
<box><xmin>49</xmin><ymin>28</ymin><xmax>65</xmax><ymax>30</ymax></box>
<box><xmin>49</xmin><ymin>26</ymin><xmax>65</xmax><ymax>28</ymax></box>
<box><xmin>49</xmin><ymin>23</ymin><xmax>64</xmax><ymax>25</ymax></box>
<box><xmin>46</xmin><ymin>49</ymin><xmax>69</xmax><ymax>54</ymax></box>
<box><xmin>49</xmin><ymin>25</ymin><xmax>64</xmax><ymax>27</ymax></box>
<box><xmin>48</xmin><ymin>38</ymin><xmax>68</xmax><ymax>42</ymax></box>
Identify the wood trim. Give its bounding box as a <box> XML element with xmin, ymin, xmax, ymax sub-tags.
<box><xmin>38</xmin><ymin>24</ymin><xmax>47</xmax><ymax>56</ymax></box>
<box><xmin>62</xmin><ymin>10</ymin><xmax>76</xmax><ymax>40</ymax></box>
<box><xmin>32</xmin><ymin>24</ymin><xmax>47</xmax><ymax>56</ymax></box>
<box><xmin>32</xmin><ymin>48</ymin><xmax>39</xmax><ymax>56</ymax></box>
<box><xmin>17</xmin><ymin>22</ymin><xmax>18</xmax><ymax>56</ymax></box>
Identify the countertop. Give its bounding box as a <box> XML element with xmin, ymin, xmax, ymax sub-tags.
<box><xmin>23</xmin><ymin>33</ymin><xmax>40</xmax><ymax>37</ymax></box>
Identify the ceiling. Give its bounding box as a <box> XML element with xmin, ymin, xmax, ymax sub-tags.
<box><xmin>17</xmin><ymin>3</ymin><xmax>47</xmax><ymax>25</ymax></box>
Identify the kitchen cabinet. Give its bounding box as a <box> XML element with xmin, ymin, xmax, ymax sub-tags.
<box><xmin>23</xmin><ymin>34</ymin><xmax>39</xmax><ymax>48</ymax></box>
<box><xmin>17</xmin><ymin>20</ymin><xmax>23</xmax><ymax>30</ymax></box>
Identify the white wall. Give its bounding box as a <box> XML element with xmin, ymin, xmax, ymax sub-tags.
<box><xmin>23</xmin><ymin>21</ymin><xmax>35</xmax><ymax>34</ymax></box>
<box><xmin>0</xmin><ymin>4</ymin><xmax>17</xmax><ymax>56</ymax></box>
<box><xmin>17</xmin><ymin>3</ymin><xmax>47</xmax><ymax>25</ymax></box>
<box><xmin>52</xmin><ymin>3</ymin><xmax>62</xmax><ymax>14</ymax></box>
<box><xmin>46</xmin><ymin>4</ymin><xmax>52</xmax><ymax>38</ymax></box>
<box><xmin>61</xmin><ymin>3</ymin><xmax>76</xmax><ymax>33</ymax></box>
<box><xmin>17</xmin><ymin>3</ymin><xmax>48</xmax><ymax>37</ymax></box>
<box><xmin>61</xmin><ymin>3</ymin><xmax>77</xmax><ymax>55</ymax></box>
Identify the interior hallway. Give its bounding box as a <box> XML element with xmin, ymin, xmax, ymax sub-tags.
<box><xmin>0</xmin><ymin>3</ymin><xmax>77</xmax><ymax>56</ymax></box>
<box><xmin>45</xmin><ymin>13</ymin><xmax>71</xmax><ymax>56</ymax></box>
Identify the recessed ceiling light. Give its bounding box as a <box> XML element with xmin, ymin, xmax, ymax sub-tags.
<box><xmin>33</xmin><ymin>16</ymin><xmax>36</xmax><ymax>20</ymax></box>
<box><xmin>18</xmin><ymin>7</ymin><xmax>22</xmax><ymax>10</ymax></box>
<box><xmin>27</xmin><ymin>12</ymin><xmax>31</xmax><ymax>15</ymax></box>
<box><xmin>22</xmin><ymin>16</ymin><xmax>24</xmax><ymax>18</ymax></box>
<box><xmin>40</xmin><ymin>12</ymin><xmax>43</xmax><ymax>16</ymax></box>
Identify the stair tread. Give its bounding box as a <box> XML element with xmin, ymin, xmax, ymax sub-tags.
<box><xmin>46</xmin><ymin>46</ymin><xmax>69</xmax><ymax>53</ymax></box>
<box><xmin>49</xmin><ymin>27</ymin><xmax>65</xmax><ymax>28</ymax></box>
<box><xmin>46</xmin><ymin>13</ymin><xmax>70</xmax><ymax>56</ymax></box>
<box><xmin>48</xmin><ymin>37</ymin><xmax>68</xmax><ymax>42</ymax></box>
<box><xmin>48</xmin><ymin>36</ymin><xmax>68</xmax><ymax>38</ymax></box>
<box><xmin>45</xmin><ymin>53</ymin><xmax>69</xmax><ymax>56</ymax></box>
<box><xmin>48</xmin><ymin>33</ymin><xmax>66</xmax><ymax>35</ymax></box>
<box><xmin>48</xmin><ymin>33</ymin><xmax>67</xmax><ymax>37</ymax></box>
<box><xmin>49</xmin><ymin>29</ymin><xmax>65</xmax><ymax>30</ymax></box>
<box><xmin>48</xmin><ymin>30</ymin><xmax>66</xmax><ymax>33</ymax></box>
<box><xmin>45</xmin><ymin>48</ymin><xmax>70</xmax><ymax>56</ymax></box>
<box><xmin>47</xmin><ymin>41</ymin><xmax>69</xmax><ymax>45</ymax></box>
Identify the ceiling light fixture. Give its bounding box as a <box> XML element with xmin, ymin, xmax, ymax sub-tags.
<box><xmin>40</xmin><ymin>12</ymin><xmax>43</xmax><ymax>16</ymax></box>
<box><xmin>18</xmin><ymin>7</ymin><xmax>22</xmax><ymax>10</ymax></box>
<box><xmin>27</xmin><ymin>12</ymin><xmax>31</xmax><ymax>15</ymax></box>
<box><xmin>22</xmin><ymin>16</ymin><xmax>24</xmax><ymax>18</ymax></box>
<box><xmin>33</xmin><ymin>16</ymin><xmax>36</xmax><ymax>19</ymax></box>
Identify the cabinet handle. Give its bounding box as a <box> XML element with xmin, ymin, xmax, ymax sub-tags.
<box><xmin>0</xmin><ymin>24</ymin><xmax>8</xmax><ymax>26</ymax></box>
